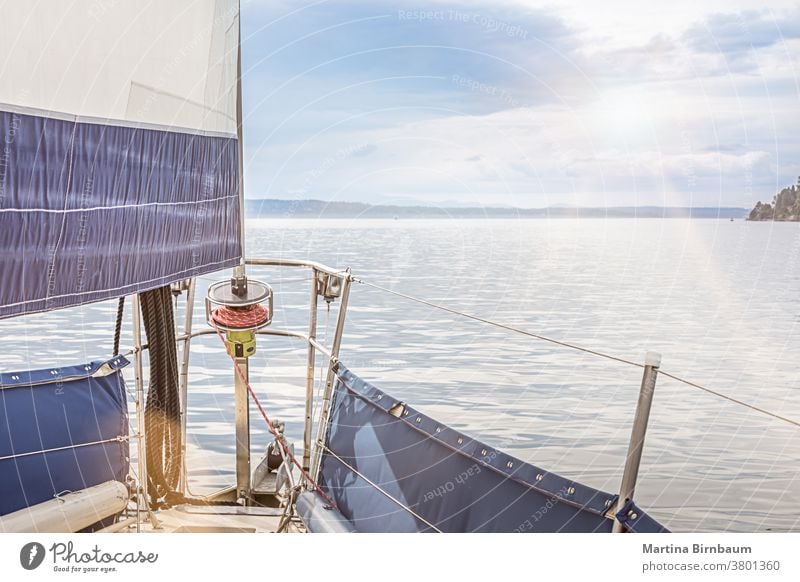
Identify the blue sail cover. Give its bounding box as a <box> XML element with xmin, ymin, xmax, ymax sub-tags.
<box><xmin>0</xmin><ymin>357</ymin><xmax>130</xmax><ymax>516</ymax></box>
<box><xmin>316</xmin><ymin>363</ymin><xmax>669</xmax><ymax>533</ymax></box>
<box><xmin>0</xmin><ymin>1</ymin><xmax>241</xmax><ymax>320</ymax></box>
<box><xmin>0</xmin><ymin>109</ymin><xmax>241</xmax><ymax>319</ymax></box>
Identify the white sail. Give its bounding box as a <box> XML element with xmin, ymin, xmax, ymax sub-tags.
<box><xmin>0</xmin><ymin>0</ymin><xmax>238</xmax><ymax>134</ymax></box>
<box><xmin>0</xmin><ymin>1</ymin><xmax>243</xmax><ymax>319</ymax></box>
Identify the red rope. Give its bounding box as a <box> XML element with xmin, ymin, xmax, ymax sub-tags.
<box><xmin>211</xmin><ymin>304</ymin><xmax>270</xmax><ymax>329</ymax></box>
<box><xmin>210</xmin><ymin>321</ymin><xmax>338</xmax><ymax>509</ymax></box>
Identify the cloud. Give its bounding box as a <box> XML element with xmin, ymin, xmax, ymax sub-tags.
<box><xmin>349</xmin><ymin>143</ymin><xmax>378</xmax><ymax>157</ymax></box>
<box><xmin>585</xmin><ymin>8</ymin><xmax>800</xmax><ymax>81</ymax></box>
<box><xmin>682</xmin><ymin>9</ymin><xmax>800</xmax><ymax>56</ymax></box>
<box><xmin>241</xmin><ymin>1</ymin><xmax>800</xmax><ymax>207</ymax></box>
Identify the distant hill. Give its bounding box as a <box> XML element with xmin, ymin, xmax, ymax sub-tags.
<box><xmin>246</xmin><ymin>199</ymin><xmax>748</xmax><ymax>219</ymax></box>
<box><xmin>748</xmin><ymin>179</ymin><xmax>800</xmax><ymax>221</ymax></box>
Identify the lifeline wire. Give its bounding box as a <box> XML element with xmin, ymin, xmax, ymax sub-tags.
<box><xmin>658</xmin><ymin>370</ymin><xmax>800</xmax><ymax>429</ymax></box>
<box><xmin>353</xmin><ymin>278</ymin><xmax>800</xmax><ymax>430</ymax></box>
<box><xmin>0</xmin><ymin>436</ymin><xmax>128</xmax><ymax>462</ymax></box>
<box><xmin>353</xmin><ymin>278</ymin><xmax>644</xmax><ymax>367</ymax></box>
<box><xmin>320</xmin><ymin>443</ymin><xmax>443</xmax><ymax>532</ymax></box>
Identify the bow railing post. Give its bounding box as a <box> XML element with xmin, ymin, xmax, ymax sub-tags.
<box><xmin>613</xmin><ymin>351</ymin><xmax>661</xmax><ymax>533</ymax></box>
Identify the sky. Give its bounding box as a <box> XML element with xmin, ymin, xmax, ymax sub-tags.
<box><xmin>240</xmin><ymin>0</ymin><xmax>800</xmax><ymax>208</ymax></box>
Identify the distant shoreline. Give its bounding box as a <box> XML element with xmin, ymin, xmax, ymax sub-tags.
<box><xmin>246</xmin><ymin>199</ymin><xmax>749</xmax><ymax>219</ymax></box>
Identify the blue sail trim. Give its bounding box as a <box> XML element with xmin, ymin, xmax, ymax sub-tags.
<box><xmin>0</xmin><ymin>108</ymin><xmax>241</xmax><ymax>319</ymax></box>
<box><xmin>316</xmin><ymin>363</ymin><xmax>669</xmax><ymax>533</ymax></box>
<box><xmin>0</xmin><ymin>356</ymin><xmax>130</xmax><ymax>516</ymax></box>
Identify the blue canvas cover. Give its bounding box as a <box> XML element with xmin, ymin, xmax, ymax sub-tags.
<box><xmin>0</xmin><ymin>356</ymin><xmax>130</xmax><ymax>516</ymax></box>
<box><xmin>316</xmin><ymin>363</ymin><xmax>668</xmax><ymax>533</ymax></box>
<box><xmin>0</xmin><ymin>108</ymin><xmax>241</xmax><ymax>320</ymax></box>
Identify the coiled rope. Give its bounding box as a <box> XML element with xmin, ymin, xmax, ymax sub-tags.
<box><xmin>112</xmin><ymin>296</ymin><xmax>125</xmax><ymax>355</ymax></box>
<box><xmin>140</xmin><ymin>286</ymin><xmax>183</xmax><ymax>505</ymax></box>
<box><xmin>353</xmin><ymin>278</ymin><xmax>800</xmax><ymax>430</ymax></box>
<box><xmin>211</xmin><ymin>303</ymin><xmax>270</xmax><ymax>329</ymax></box>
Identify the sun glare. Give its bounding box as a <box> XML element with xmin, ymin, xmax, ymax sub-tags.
<box><xmin>591</xmin><ymin>89</ymin><xmax>655</xmax><ymax>140</ymax></box>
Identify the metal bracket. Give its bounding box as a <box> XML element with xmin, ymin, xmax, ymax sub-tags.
<box><xmin>317</xmin><ymin>272</ymin><xmax>343</xmax><ymax>303</ymax></box>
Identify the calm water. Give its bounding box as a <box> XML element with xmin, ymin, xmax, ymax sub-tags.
<box><xmin>2</xmin><ymin>218</ymin><xmax>799</xmax><ymax>532</ymax></box>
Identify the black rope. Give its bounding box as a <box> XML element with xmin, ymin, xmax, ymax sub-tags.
<box><xmin>139</xmin><ymin>286</ymin><xmax>182</xmax><ymax>506</ymax></box>
<box><xmin>112</xmin><ymin>296</ymin><xmax>125</xmax><ymax>356</ymax></box>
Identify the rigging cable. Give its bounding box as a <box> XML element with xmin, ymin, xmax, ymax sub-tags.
<box><xmin>353</xmin><ymin>278</ymin><xmax>800</xmax><ymax>430</ymax></box>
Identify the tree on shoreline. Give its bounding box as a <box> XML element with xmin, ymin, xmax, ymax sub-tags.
<box><xmin>748</xmin><ymin>182</ymin><xmax>800</xmax><ymax>221</ymax></box>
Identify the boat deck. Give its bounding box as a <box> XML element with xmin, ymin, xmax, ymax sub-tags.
<box><xmin>116</xmin><ymin>505</ymin><xmax>305</xmax><ymax>534</ymax></box>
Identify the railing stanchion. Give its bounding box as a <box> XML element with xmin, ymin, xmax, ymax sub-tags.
<box><xmin>310</xmin><ymin>270</ymin><xmax>352</xmax><ymax>481</ymax></box>
<box><xmin>613</xmin><ymin>351</ymin><xmax>661</xmax><ymax>533</ymax></box>
<box><xmin>131</xmin><ymin>294</ymin><xmax>159</xmax><ymax>529</ymax></box>
<box><xmin>177</xmin><ymin>278</ymin><xmax>196</xmax><ymax>495</ymax></box>
<box><xmin>302</xmin><ymin>270</ymin><xmax>319</xmax><ymax>478</ymax></box>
